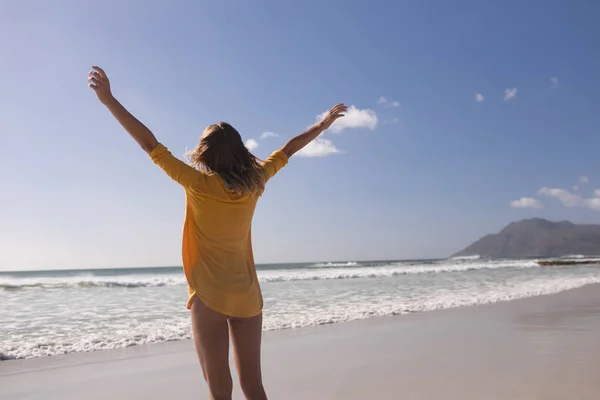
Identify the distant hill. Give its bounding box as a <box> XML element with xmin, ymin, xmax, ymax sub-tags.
<box><xmin>453</xmin><ymin>218</ymin><xmax>600</xmax><ymax>258</ymax></box>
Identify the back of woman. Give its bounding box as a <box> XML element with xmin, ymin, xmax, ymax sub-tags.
<box><xmin>88</xmin><ymin>65</ymin><xmax>345</xmax><ymax>400</ymax></box>
<box><xmin>151</xmin><ymin>124</ymin><xmax>289</xmax><ymax>317</ymax></box>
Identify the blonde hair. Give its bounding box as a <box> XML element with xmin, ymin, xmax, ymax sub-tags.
<box><xmin>185</xmin><ymin>122</ymin><xmax>266</xmax><ymax>196</ymax></box>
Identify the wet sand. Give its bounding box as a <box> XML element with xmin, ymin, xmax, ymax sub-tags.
<box><xmin>2</xmin><ymin>284</ymin><xmax>600</xmax><ymax>399</ymax></box>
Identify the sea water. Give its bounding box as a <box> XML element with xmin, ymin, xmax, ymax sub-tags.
<box><xmin>2</xmin><ymin>256</ymin><xmax>600</xmax><ymax>360</ymax></box>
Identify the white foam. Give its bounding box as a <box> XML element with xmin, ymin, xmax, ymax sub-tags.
<box><xmin>561</xmin><ymin>254</ymin><xmax>588</xmax><ymax>259</ymax></box>
<box><xmin>3</xmin><ymin>273</ymin><xmax>599</xmax><ymax>360</ymax></box>
<box><xmin>2</xmin><ymin>260</ymin><xmax>543</xmax><ymax>290</ymax></box>
<box><xmin>312</xmin><ymin>261</ymin><xmax>359</xmax><ymax>268</ymax></box>
<box><xmin>448</xmin><ymin>255</ymin><xmax>481</xmax><ymax>261</ymax></box>
<box><xmin>259</xmin><ymin>260</ymin><xmax>540</xmax><ymax>282</ymax></box>
<box><xmin>263</xmin><ymin>275</ymin><xmax>600</xmax><ymax>330</ymax></box>
<box><xmin>0</xmin><ymin>273</ymin><xmax>186</xmax><ymax>290</ymax></box>
<box><xmin>0</xmin><ymin>317</ymin><xmax>192</xmax><ymax>360</ymax></box>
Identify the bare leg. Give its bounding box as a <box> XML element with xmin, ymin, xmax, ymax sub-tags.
<box><xmin>190</xmin><ymin>296</ymin><xmax>233</xmax><ymax>400</ymax></box>
<box><xmin>229</xmin><ymin>312</ymin><xmax>267</xmax><ymax>400</ymax></box>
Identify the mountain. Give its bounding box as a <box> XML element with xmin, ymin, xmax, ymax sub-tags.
<box><xmin>453</xmin><ymin>218</ymin><xmax>600</xmax><ymax>258</ymax></box>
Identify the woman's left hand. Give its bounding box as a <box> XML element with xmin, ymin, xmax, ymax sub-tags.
<box><xmin>319</xmin><ymin>103</ymin><xmax>347</xmax><ymax>131</ymax></box>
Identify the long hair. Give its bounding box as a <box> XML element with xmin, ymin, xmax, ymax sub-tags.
<box><xmin>185</xmin><ymin>122</ymin><xmax>266</xmax><ymax>196</ymax></box>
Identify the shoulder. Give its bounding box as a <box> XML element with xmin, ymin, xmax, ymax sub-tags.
<box><xmin>149</xmin><ymin>143</ymin><xmax>169</xmax><ymax>159</ymax></box>
<box><xmin>262</xmin><ymin>150</ymin><xmax>289</xmax><ymax>167</ymax></box>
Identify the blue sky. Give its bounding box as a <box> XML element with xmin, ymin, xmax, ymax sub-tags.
<box><xmin>1</xmin><ymin>0</ymin><xmax>600</xmax><ymax>270</ymax></box>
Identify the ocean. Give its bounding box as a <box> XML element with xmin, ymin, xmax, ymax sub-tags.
<box><xmin>2</xmin><ymin>256</ymin><xmax>600</xmax><ymax>360</ymax></box>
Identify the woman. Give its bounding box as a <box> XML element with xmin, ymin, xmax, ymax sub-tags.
<box><xmin>88</xmin><ymin>66</ymin><xmax>346</xmax><ymax>400</ymax></box>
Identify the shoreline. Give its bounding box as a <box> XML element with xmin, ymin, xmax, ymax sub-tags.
<box><xmin>2</xmin><ymin>276</ymin><xmax>599</xmax><ymax>363</ymax></box>
<box><xmin>3</xmin><ymin>283</ymin><xmax>600</xmax><ymax>399</ymax></box>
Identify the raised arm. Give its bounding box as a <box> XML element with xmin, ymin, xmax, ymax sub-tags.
<box><xmin>87</xmin><ymin>66</ymin><xmax>159</xmax><ymax>153</ymax></box>
<box><xmin>88</xmin><ymin>66</ymin><xmax>204</xmax><ymax>190</ymax></box>
<box><xmin>280</xmin><ymin>103</ymin><xmax>347</xmax><ymax>158</ymax></box>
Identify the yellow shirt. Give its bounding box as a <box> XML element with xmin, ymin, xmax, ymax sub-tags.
<box><xmin>149</xmin><ymin>143</ymin><xmax>288</xmax><ymax>317</ymax></box>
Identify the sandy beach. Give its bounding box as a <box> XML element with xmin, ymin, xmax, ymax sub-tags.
<box><xmin>2</xmin><ymin>284</ymin><xmax>600</xmax><ymax>399</ymax></box>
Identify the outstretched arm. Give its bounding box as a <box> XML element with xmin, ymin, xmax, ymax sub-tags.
<box><xmin>280</xmin><ymin>103</ymin><xmax>347</xmax><ymax>158</ymax></box>
<box><xmin>88</xmin><ymin>66</ymin><xmax>159</xmax><ymax>153</ymax></box>
<box><xmin>88</xmin><ymin>66</ymin><xmax>204</xmax><ymax>190</ymax></box>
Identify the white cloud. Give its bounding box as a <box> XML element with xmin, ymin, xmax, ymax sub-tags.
<box><xmin>550</xmin><ymin>77</ymin><xmax>559</xmax><ymax>88</ymax></box>
<box><xmin>297</xmin><ymin>138</ymin><xmax>340</xmax><ymax>157</ymax></box>
<box><xmin>475</xmin><ymin>93</ymin><xmax>485</xmax><ymax>102</ymax></box>
<box><xmin>538</xmin><ymin>187</ymin><xmax>582</xmax><ymax>207</ymax></box>
<box><xmin>377</xmin><ymin>96</ymin><xmax>400</xmax><ymax>108</ymax></box>
<box><xmin>504</xmin><ymin>88</ymin><xmax>518</xmax><ymax>101</ymax></box>
<box><xmin>515</xmin><ymin>185</ymin><xmax>600</xmax><ymax>212</ymax></box>
<box><xmin>586</xmin><ymin>197</ymin><xmax>600</xmax><ymax>211</ymax></box>
<box><xmin>586</xmin><ymin>190</ymin><xmax>600</xmax><ymax>211</ymax></box>
<box><xmin>510</xmin><ymin>197</ymin><xmax>544</xmax><ymax>209</ymax></box>
<box><xmin>573</xmin><ymin>177</ymin><xmax>589</xmax><ymax>191</ymax></box>
<box><xmin>260</xmin><ymin>131</ymin><xmax>279</xmax><ymax>140</ymax></box>
<box><xmin>245</xmin><ymin>138</ymin><xmax>258</xmax><ymax>151</ymax></box>
<box><xmin>316</xmin><ymin>105</ymin><xmax>378</xmax><ymax>133</ymax></box>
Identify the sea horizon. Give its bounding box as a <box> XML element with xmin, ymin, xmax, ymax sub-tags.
<box><xmin>1</xmin><ymin>253</ymin><xmax>576</xmax><ymax>275</ymax></box>
<box><xmin>0</xmin><ymin>257</ymin><xmax>444</xmax><ymax>275</ymax></box>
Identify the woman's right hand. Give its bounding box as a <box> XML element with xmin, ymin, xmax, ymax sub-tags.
<box><xmin>318</xmin><ymin>103</ymin><xmax>347</xmax><ymax>130</ymax></box>
<box><xmin>88</xmin><ymin>66</ymin><xmax>114</xmax><ymax>105</ymax></box>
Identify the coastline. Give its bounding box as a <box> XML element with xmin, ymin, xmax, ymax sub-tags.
<box><xmin>2</xmin><ymin>283</ymin><xmax>600</xmax><ymax>399</ymax></box>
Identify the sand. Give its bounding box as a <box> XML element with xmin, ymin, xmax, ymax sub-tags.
<box><xmin>2</xmin><ymin>284</ymin><xmax>600</xmax><ymax>399</ymax></box>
